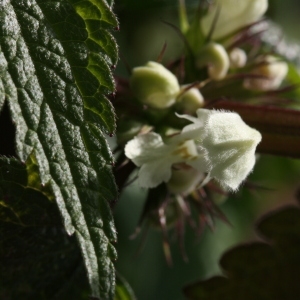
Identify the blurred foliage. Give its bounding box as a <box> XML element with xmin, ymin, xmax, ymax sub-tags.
<box><xmin>184</xmin><ymin>204</ymin><xmax>300</xmax><ymax>299</ymax></box>
<box><xmin>115</xmin><ymin>272</ymin><xmax>137</xmax><ymax>300</ymax></box>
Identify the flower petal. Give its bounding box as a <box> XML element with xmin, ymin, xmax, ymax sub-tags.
<box><xmin>174</xmin><ymin>109</ymin><xmax>211</xmax><ymax>141</ymax></box>
<box><xmin>125</xmin><ymin>132</ymin><xmax>165</xmax><ymax>166</ymax></box>
<box><xmin>201</xmin><ymin>111</ymin><xmax>262</xmax><ymax>191</ymax></box>
<box><xmin>201</xmin><ymin>0</ymin><xmax>268</xmax><ymax>39</ymax></box>
<box><xmin>125</xmin><ymin>132</ymin><xmax>200</xmax><ymax>188</ymax></box>
<box><xmin>138</xmin><ymin>160</ymin><xmax>173</xmax><ymax>188</ymax></box>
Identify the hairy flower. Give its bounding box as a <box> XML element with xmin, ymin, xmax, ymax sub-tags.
<box><xmin>130</xmin><ymin>61</ymin><xmax>180</xmax><ymax>109</ymax></box>
<box><xmin>201</xmin><ymin>0</ymin><xmax>268</xmax><ymax>40</ymax></box>
<box><xmin>125</xmin><ymin>109</ymin><xmax>261</xmax><ymax>192</ymax></box>
<box><xmin>179</xmin><ymin>109</ymin><xmax>262</xmax><ymax>191</ymax></box>
<box><xmin>124</xmin><ymin>132</ymin><xmax>199</xmax><ymax>188</ymax></box>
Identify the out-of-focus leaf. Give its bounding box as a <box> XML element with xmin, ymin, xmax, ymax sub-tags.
<box><xmin>0</xmin><ymin>0</ymin><xmax>118</xmax><ymax>298</ymax></box>
<box><xmin>184</xmin><ymin>205</ymin><xmax>300</xmax><ymax>300</ymax></box>
<box><xmin>114</xmin><ymin>272</ymin><xmax>137</xmax><ymax>300</ymax></box>
<box><xmin>284</xmin><ymin>63</ymin><xmax>300</xmax><ymax>103</ymax></box>
<box><xmin>209</xmin><ymin>100</ymin><xmax>300</xmax><ymax>158</ymax></box>
<box><xmin>0</xmin><ymin>155</ymin><xmax>90</xmax><ymax>299</ymax></box>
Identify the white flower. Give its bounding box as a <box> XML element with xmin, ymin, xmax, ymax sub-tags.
<box><xmin>125</xmin><ymin>109</ymin><xmax>262</xmax><ymax>192</ymax></box>
<box><xmin>201</xmin><ymin>0</ymin><xmax>268</xmax><ymax>40</ymax></box>
<box><xmin>124</xmin><ymin>132</ymin><xmax>199</xmax><ymax>188</ymax></box>
<box><xmin>243</xmin><ymin>55</ymin><xmax>288</xmax><ymax>91</ymax></box>
<box><xmin>178</xmin><ymin>109</ymin><xmax>262</xmax><ymax>191</ymax></box>
<box><xmin>130</xmin><ymin>61</ymin><xmax>180</xmax><ymax>109</ymax></box>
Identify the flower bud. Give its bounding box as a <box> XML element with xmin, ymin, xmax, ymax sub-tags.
<box><xmin>176</xmin><ymin>85</ymin><xmax>204</xmax><ymax>114</ymax></box>
<box><xmin>196</xmin><ymin>43</ymin><xmax>230</xmax><ymax>80</ymax></box>
<box><xmin>130</xmin><ymin>61</ymin><xmax>180</xmax><ymax>109</ymax></box>
<box><xmin>244</xmin><ymin>55</ymin><xmax>288</xmax><ymax>91</ymax></box>
<box><xmin>229</xmin><ymin>48</ymin><xmax>247</xmax><ymax>68</ymax></box>
<box><xmin>201</xmin><ymin>0</ymin><xmax>268</xmax><ymax>40</ymax></box>
<box><xmin>167</xmin><ymin>165</ymin><xmax>204</xmax><ymax>195</ymax></box>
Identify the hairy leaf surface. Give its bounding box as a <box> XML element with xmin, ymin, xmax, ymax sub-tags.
<box><xmin>0</xmin><ymin>0</ymin><xmax>118</xmax><ymax>298</ymax></box>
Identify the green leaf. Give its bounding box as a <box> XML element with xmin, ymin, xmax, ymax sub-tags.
<box><xmin>0</xmin><ymin>155</ymin><xmax>90</xmax><ymax>299</ymax></box>
<box><xmin>183</xmin><ymin>205</ymin><xmax>300</xmax><ymax>300</ymax></box>
<box><xmin>0</xmin><ymin>0</ymin><xmax>118</xmax><ymax>298</ymax></box>
<box><xmin>0</xmin><ymin>154</ymin><xmax>55</xmax><ymax>226</ymax></box>
<box><xmin>114</xmin><ymin>272</ymin><xmax>137</xmax><ymax>300</ymax></box>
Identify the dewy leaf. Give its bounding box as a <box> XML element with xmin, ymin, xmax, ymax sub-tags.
<box><xmin>0</xmin><ymin>0</ymin><xmax>118</xmax><ymax>298</ymax></box>
<box><xmin>183</xmin><ymin>205</ymin><xmax>300</xmax><ymax>300</ymax></box>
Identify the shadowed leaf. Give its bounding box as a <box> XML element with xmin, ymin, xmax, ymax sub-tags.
<box><xmin>0</xmin><ymin>155</ymin><xmax>90</xmax><ymax>299</ymax></box>
<box><xmin>184</xmin><ymin>205</ymin><xmax>300</xmax><ymax>300</ymax></box>
<box><xmin>114</xmin><ymin>272</ymin><xmax>137</xmax><ymax>300</ymax></box>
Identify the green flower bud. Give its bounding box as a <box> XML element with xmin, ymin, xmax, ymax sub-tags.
<box><xmin>244</xmin><ymin>55</ymin><xmax>288</xmax><ymax>91</ymax></box>
<box><xmin>176</xmin><ymin>85</ymin><xmax>204</xmax><ymax>114</ymax></box>
<box><xmin>167</xmin><ymin>165</ymin><xmax>203</xmax><ymax>195</ymax></box>
<box><xmin>229</xmin><ymin>48</ymin><xmax>247</xmax><ymax>68</ymax></box>
<box><xmin>130</xmin><ymin>61</ymin><xmax>180</xmax><ymax>109</ymax></box>
<box><xmin>196</xmin><ymin>43</ymin><xmax>230</xmax><ymax>80</ymax></box>
<box><xmin>201</xmin><ymin>0</ymin><xmax>268</xmax><ymax>40</ymax></box>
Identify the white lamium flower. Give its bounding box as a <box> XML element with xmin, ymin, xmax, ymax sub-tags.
<box><xmin>201</xmin><ymin>0</ymin><xmax>268</xmax><ymax>40</ymax></box>
<box><xmin>243</xmin><ymin>55</ymin><xmax>288</xmax><ymax>91</ymax></box>
<box><xmin>125</xmin><ymin>109</ymin><xmax>261</xmax><ymax>192</ymax></box>
<box><xmin>124</xmin><ymin>132</ymin><xmax>199</xmax><ymax>188</ymax></box>
<box><xmin>130</xmin><ymin>61</ymin><xmax>180</xmax><ymax>109</ymax></box>
<box><xmin>178</xmin><ymin>109</ymin><xmax>262</xmax><ymax>191</ymax></box>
